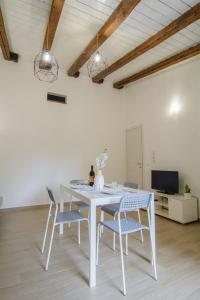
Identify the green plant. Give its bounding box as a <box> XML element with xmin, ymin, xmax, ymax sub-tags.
<box><xmin>184</xmin><ymin>184</ymin><xmax>191</xmax><ymax>193</ymax></box>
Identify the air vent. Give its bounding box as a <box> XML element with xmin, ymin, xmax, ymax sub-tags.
<box><xmin>47</xmin><ymin>93</ymin><xmax>66</xmax><ymax>104</ymax></box>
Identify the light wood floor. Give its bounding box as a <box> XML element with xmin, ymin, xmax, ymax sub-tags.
<box><xmin>0</xmin><ymin>206</ymin><xmax>200</xmax><ymax>300</ymax></box>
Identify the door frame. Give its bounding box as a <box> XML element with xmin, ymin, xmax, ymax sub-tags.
<box><xmin>125</xmin><ymin>124</ymin><xmax>144</xmax><ymax>189</ymax></box>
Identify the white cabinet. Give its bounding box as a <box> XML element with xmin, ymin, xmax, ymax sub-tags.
<box><xmin>153</xmin><ymin>191</ymin><xmax>198</xmax><ymax>224</ymax></box>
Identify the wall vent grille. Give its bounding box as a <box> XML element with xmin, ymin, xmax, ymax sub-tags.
<box><xmin>47</xmin><ymin>93</ymin><xmax>66</xmax><ymax>104</ymax></box>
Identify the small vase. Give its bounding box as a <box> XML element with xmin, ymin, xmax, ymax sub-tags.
<box><xmin>94</xmin><ymin>170</ymin><xmax>104</xmax><ymax>192</ymax></box>
<box><xmin>184</xmin><ymin>192</ymin><xmax>191</xmax><ymax>200</ymax></box>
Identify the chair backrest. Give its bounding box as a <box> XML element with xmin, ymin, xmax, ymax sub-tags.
<box><xmin>119</xmin><ymin>192</ymin><xmax>152</xmax><ymax>212</ymax></box>
<box><xmin>46</xmin><ymin>187</ymin><xmax>56</xmax><ymax>205</ymax></box>
<box><xmin>124</xmin><ymin>182</ymin><xmax>138</xmax><ymax>189</ymax></box>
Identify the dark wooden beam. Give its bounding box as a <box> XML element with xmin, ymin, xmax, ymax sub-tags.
<box><xmin>113</xmin><ymin>44</ymin><xmax>200</xmax><ymax>89</ymax></box>
<box><xmin>43</xmin><ymin>0</ymin><xmax>65</xmax><ymax>50</ymax></box>
<box><xmin>0</xmin><ymin>6</ymin><xmax>18</xmax><ymax>62</ymax></box>
<box><xmin>93</xmin><ymin>3</ymin><xmax>200</xmax><ymax>83</ymax></box>
<box><xmin>67</xmin><ymin>0</ymin><xmax>141</xmax><ymax>77</ymax></box>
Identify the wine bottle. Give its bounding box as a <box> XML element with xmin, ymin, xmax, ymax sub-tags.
<box><xmin>89</xmin><ymin>165</ymin><xmax>95</xmax><ymax>186</ymax></box>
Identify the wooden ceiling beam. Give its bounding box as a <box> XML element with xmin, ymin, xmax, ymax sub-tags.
<box><xmin>93</xmin><ymin>3</ymin><xmax>200</xmax><ymax>83</ymax></box>
<box><xmin>113</xmin><ymin>43</ymin><xmax>200</xmax><ymax>89</ymax></box>
<box><xmin>67</xmin><ymin>0</ymin><xmax>141</xmax><ymax>78</ymax></box>
<box><xmin>0</xmin><ymin>6</ymin><xmax>18</xmax><ymax>62</ymax></box>
<box><xmin>43</xmin><ymin>0</ymin><xmax>65</xmax><ymax>50</ymax></box>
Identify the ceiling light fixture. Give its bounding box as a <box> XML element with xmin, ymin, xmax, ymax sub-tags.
<box><xmin>94</xmin><ymin>52</ymin><xmax>101</xmax><ymax>62</ymax></box>
<box><xmin>34</xmin><ymin>49</ymin><xmax>59</xmax><ymax>83</ymax></box>
<box><xmin>43</xmin><ymin>50</ymin><xmax>51</xmax><ymax>63</ymax></box>
<box><xmin>34</xmin><ymin>26</ymin><xmax>59</xmax><ymax>83</ymax></box>
<box><xmin>87</xmin><ymin>33</ymin><xmax>107</xmax><ymax>78</ymax></box>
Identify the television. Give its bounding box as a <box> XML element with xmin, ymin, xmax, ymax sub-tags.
<box><xmin>151</xmin><ymin>170</ymin><xmax>179</xmax><ymax>194</ymax></box>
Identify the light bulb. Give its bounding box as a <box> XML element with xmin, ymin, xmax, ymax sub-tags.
<box><xmin>170</xmin><ymin>98</ymin><xmax>181</xmax><ymax>115</ymax></box>
<box><xmin>43</xmin><ymin>51</ymin><xmax>51</xmax><ymax>63</ymax></box>
<box><xmin>94</xmin><ymin>52</ymin><xmax>101</xmax><ymax>62</ymax></box>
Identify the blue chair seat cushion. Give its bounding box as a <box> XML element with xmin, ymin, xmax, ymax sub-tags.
<box><xmin>100</xmin><ymin>217</ymin><xmax>147</xmax><ymax>234</ymax></box>
<box><xmin>101</xmin><ymin>203</ymin><xmax>120</xmax><ymax>216</ymax></box>
<box><xmin>56</xmin><ymin>210</ymin><xmax>88</xmax><ymax>224</ymax></box>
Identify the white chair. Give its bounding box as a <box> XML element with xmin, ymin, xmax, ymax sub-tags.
<box><xmin>69</xmin><ymin>180</ymin><xmax>90</xmax><ymax>212</ymax></box>
<box><xmin>96</xmin><ymin>192</ymin><xmax>157</xmax><ymax>296</ymax></box>
<box><xmin>68</xmin><ymin>180</ymin><xmax>90</xmax><ymax>231</ymax></box>
<box><xmin>41</xmin><ymin>188</ymin><xmax>89</xmax><ymax>271</ymax></box>
<box><xmin>100</xmin><ymin>182</ymin><xmax>143</xmax><ymax>254</ymax></box>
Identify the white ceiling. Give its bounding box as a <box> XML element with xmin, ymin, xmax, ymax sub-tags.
<box><xmin>1</xmin><ymin>0</ymin><xmax>200</xmax><ymax>84</ymax></box>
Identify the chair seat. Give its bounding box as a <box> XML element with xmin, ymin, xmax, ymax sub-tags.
<box><xmin>73</xmin><ymin>201</ymin><xmax>89</xmax><ymax>211</ymax></box>
<box><xmin>101</xmin><ymin>203</ymin><xmax>120</xmax><ymax>216</ymax></box>
<box><xmin>56</xmin><ymin>210</ymin><xmax>88</xmax><ymax>224</ymax></box>
<box><xmin>100</xmin><ymin>217</ymin><xmax>147</xmax><ymax>235</ymax></box>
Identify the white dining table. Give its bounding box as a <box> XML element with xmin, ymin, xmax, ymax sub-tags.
<box><xmin>60</xmin><ymin>183</ymin><xmax>155</xmax><ymax>288</ymax></box>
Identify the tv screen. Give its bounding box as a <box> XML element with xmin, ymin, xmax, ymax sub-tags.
<box><xmin>151</xmin><ymin>170</ymin><xmax>179</xmax><ymax>194</ymax></box>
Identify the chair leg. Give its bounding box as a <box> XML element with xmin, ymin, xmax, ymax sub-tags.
<box><xmin>113</xmin><ymin>216</ymin><xmax>116</xmax><ymax>251</ymax></box>
<box><xmin>41</xmin><ymin>203</ymin><xmax>52</xmax><ymax>254</ymax></box>
<box><xmin>119</xmin><ymin>233</ymin><xmax>127</xmax><ymax>296</ymax></box>
<box><xmin>124</xmin><ymin>212</ymin><xmax>128</xmax><ymax>256</ymax></box>
<box><xmin>137</xmin><ymin>209</ymin><xmax>144</xmax><ymax>242</ymax></box>
<box><xmin>45</xmin><ymin>221</ymin><xmax>56</xmax><ymax>271</ymax></box>
<box><xmin>96</xmin><ymin>223</ymin><xmax>101</xmax><ymax>265</ymax></box>
<box><xmin>77</xmin><ymin>221</ymin><xmax>80</xmax><ymax>245</ymax></box>
<box><xmin>125</xmin><ymin>234</ymin><xmax>128</xmax><ymax>256</ymax></box>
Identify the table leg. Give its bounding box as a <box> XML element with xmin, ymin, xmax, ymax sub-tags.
<box><xmin>150</xmin><ymin>193</ymin><xmax>157</xmax><ymax>280</ymax></box>
<box><xmin>68</xmin><ymin>194</ymin><xmax>72</xmax><ymax>228</ymax></box>
<box><xmin>59</xmin><ymin>185</ymin><xmax>65</xmax><ymax>235</ymax></box>
<box><xmin>90</xmin><ymin>202</ymin><xmax>96</xmax><ymax>288</ymax></box>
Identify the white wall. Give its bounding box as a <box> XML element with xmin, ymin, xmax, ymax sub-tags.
<box><xmin>0</xmin><ymin>59</ymin><xmax>126</xmax><ymax>208</ymax></box>
<box><xmin>2</xmin><ymin>56</ymin><xmax>199</xmax><ymax>211</ymax></box>
<box><xmin>125</xmin><ymin>58</ymin><xmax>200</xmax><ymax>214</ymax></box>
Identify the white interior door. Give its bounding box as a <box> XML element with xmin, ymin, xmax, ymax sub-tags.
<box><xmin>126</xmin><ymin>126</ymin><xmax>143</xmax><ymax>188</ymax></box>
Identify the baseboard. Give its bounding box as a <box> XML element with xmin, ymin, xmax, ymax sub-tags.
<box><xmin>0</xmin><ymin>202</ymin><xmax>71</xmax><ymax>213</ymax></box>
<box><xmin>0</xmin><ymin>204</ymin><xmax>49</xmax><ymax>213</ymax></box>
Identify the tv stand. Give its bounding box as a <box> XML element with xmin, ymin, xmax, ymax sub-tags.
<box><xmin>153</xmin><ymin>191</ymin><xmax>198</xmax><ymax>224</ymax></box>
<box><xmin>157</xmin><ymin>190</ymin><xmax>175</xmax><ymax>195</ymax></box>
